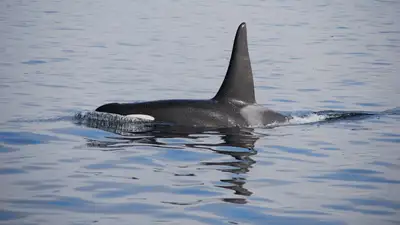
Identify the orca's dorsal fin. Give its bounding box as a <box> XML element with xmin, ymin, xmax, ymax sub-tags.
<box><xmin>213</xmin><ymin>22</ymin><xmax>255</xmax><ymax>104</ymax></box>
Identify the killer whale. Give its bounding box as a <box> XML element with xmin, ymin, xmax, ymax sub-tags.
<box><xmin>96</xmin><ymin>22</ymin><xmax>288</xmax><ymax>128</ymax></box>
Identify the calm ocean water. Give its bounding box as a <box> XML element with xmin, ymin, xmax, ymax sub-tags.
<box><xmin>1</xmin><ymin>0</ymin><xmax>399</xmax><ymax>224</ymax></box>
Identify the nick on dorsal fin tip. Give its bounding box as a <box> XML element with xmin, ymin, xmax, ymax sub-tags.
<box><xmin>213</xmin><ymin>22</ymin><xmax>256</xmax><ymax>104</ymax></box>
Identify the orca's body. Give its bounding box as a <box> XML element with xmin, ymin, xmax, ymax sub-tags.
<box><xmin>96</xmin><ymin>23</ymin><xmax>288</xmax><ymax>128</ymax></box>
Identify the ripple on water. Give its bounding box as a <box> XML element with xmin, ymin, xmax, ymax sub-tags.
<box><xmin>1</xmin><ymin>0</ymin><xmax>399</xmax><ymax>224</ymax></box>
<box><xmin>0</xmin><ymin>132</ymin><xmax>61</xmax><ymax>146</ymax></box>
<box><xmin>308</xmin><ymin>169</ymin><xmax>400</xmax><ymax>184</ymax></box>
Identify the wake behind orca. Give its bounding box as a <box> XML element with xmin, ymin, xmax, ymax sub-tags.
<box><xmin>96</xmin><ymin>22</ymin><xmax>289</xmax><ymax>128</ymax></box>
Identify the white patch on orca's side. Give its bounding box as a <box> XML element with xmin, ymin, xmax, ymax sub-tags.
<box><xmin>125</xmin><ymin>114</ymin><xmax>155</xmax><ymax>121</ymax></box>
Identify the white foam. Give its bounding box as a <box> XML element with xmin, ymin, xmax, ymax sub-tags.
<box><xmin>74</xmin><ymin>111</ymin><xmax>155</xmax><ymax>123</ymax></box>
<box><xmin>73</xmin><ymin>111</ymin><xmax>155</xmax><ymax>134</ymax></box>
<box><xmin>286</xmin><ymin>114</ymin><xmax>328</xmax><ymax>125</ymax></box>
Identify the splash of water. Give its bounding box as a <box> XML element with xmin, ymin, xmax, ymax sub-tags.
<box><xmin>284</xmin><ymin>110</ymin><xmax>379</xmax><ymax>126</ymax></box>
<box><xmin>287</xmin><ymin>113</ymin><xmax>330</xmax><ymax>125</ymax></box>
<box><xmin>74</xmin><ymin>111</ymin><xmax>155</xmax><ymax>124</ymax></box>
<box><xmin>74</xmin><ymin>111</ymin><xmax>155</xmax><ymax>134</ymax></box>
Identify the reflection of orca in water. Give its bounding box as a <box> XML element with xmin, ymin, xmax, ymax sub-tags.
<box><xmin>96</xmin><ymin>22</ymin><xmax>288</xmax><ymax>128</ymax></box>
<box><xmin>84</xmin><ymin>123</ymin><xmax>260</xmax><ymax>198</ymax></box>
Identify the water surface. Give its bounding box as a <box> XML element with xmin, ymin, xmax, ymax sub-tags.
<box><xmin>1</xmin><ymin>0</ymin><xmax>399</xmax><ymax>224</ymax></box>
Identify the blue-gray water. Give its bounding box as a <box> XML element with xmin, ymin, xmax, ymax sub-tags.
<box><xmin>1</xmin><ymin>1</ymin><xmax>400</xmax><ymax>224</ymax></box>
